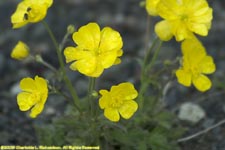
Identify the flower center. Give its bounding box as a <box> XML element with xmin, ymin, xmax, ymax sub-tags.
<box><xmin>110</xmin><ymin>97</ymin><xmax>124</xmax><ymax>108</ymax></box>
<box><xmin>180</xmin><ymin>14</ymin><xmax>188</xmax><ymax>22</ymax></box>
<box><xmin>29</xmin><ymin>92</ymin><xmax>41</xmax><ymax>105</ymax></box>
<box><xmin>190</xmin><ymin>66</ymin><xmax>201</xmax><ymax>77</ymax></box>
<box><xmin>94</xmin><ymin>48</ymin><xmax>100</xmax><ymax>55</ymax></box>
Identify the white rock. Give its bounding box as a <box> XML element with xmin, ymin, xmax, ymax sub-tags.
<box><xmin>178</xmin><ymin>102</ymin><xmax>206</xmax><ymax>124</ymax></box>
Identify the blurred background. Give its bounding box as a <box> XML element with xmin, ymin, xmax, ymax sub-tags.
<box><xmin>0</xmin><ymin>0</ymin><xmax>225</xmax><ymax>149</ymax></box>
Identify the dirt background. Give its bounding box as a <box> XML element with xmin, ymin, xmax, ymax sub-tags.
<box><xmin>0</xmin><ymin>0</ymin><xmax>225</xmax><ymax>149</ymax></box>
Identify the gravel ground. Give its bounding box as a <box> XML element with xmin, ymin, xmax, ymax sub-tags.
<box><xmin>0</xmin><ymin>0</ymin><xmax>225</xmax><ymax>149</ymax></box>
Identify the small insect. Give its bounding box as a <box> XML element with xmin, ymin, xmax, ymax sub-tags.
<box><xmin>27</xmin><ymin>7</ymin><xmax>32</xmax><ymax>12</ymax></box>
<box><xmin>24</xmin><ymin>13</ymin><xmax>28</xmax><ymax>20</ymax></box>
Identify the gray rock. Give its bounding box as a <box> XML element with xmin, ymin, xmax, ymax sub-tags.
<box><xmin>10</xmin><ymin>82</ymin><xmax>21</xmax><ymax>96</ymax></box>
<box><xmin>178</xmin><ymin>102</ymin><xmax>206</xmax><ymax>124</ymax></box>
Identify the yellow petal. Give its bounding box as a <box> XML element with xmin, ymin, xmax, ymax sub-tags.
<box><xmin>156</xmin><ymin>0</ymin><xmax>180</xmax><ymax>20</ymax></box>
<box><xmin>176</xmin><ymin>69</ymin><xmax>192</xmax><ymax>87</ymax></box>
<box><xmin>199</xmin><ymin>56</ymin><xmax>216</xmax><ymax>74</ymax></box>
<box><xmin>113</xmin><ymin>58</ymin><xmax>121</xmax><ymax>65</ymax></box>
<box><xmin>110</xmin><ymin>82</ymin><xmax>138</xmax><ymax>101</ymax></box>
<box><xmin>98</xmin><ymin>51</ymin><xmax>118</xmax><ymax>68</ymax></box>
<box><xmin>104</xmin><ymin>108</ymin><xmax>120</xmax><ymax>122</ymax></box>
<box><xmin>41</xmin><ymin>0</ymin><xmax>53</xmax><ymax>7</ymax></box>
<box><xmin>191</xmin><ymin>0</ymin><xmax>212</xmax><ymax>18</ymax></box>
<box><xmin>188</xmin><ymin>0</ymin><xmax>209</xmax><ymax>10</ymax></box>
<box><xmin>17</xmin><ymin>92</ymin><xmax>33</xmax><ymax>111</ymax></box>
<box><xmin>171</xmin><ymin>21</ymin><xmax>193</xmax><ymax>41</ymax></box>
<box><xmin>73</xmin><ymin>22</ymin><xmax>100</xmax><ymax>50</ymax></box>
<box><xmin>11</xmin><ymin>41</ymin><xmax>29</xmax><ymax>60</ymax></box>
<box><xmin>28</xmin><ymin>5</ymin><xmax>47</xmax><ymax>23</ymax></box>
<box><xmin>70</xmin><ymin>57</ymin><xmax>97</xmax><ymax>75</ymax></box>
<box><xmin>181</xmin><ymin>37</ymin><xmax>205</xmax><ymax>56</ymax></box>
<box><xmin>86</xmin><ymin>63</ymin><xmax>104</xmax><ymax>77</ymax></box>
<box><xmin>156</xmin><ymin>0</ymin><xmax>212</xmax><ymax>40</ymax></box>
<box><xmin>34</xmin><ymin>76</ymin><xmax>48</xmax><ymax>103</ymax></box>
<box><xmin>188</xmin><ymin>22</ymin><xmax>208</xmax><ymax>36</ymax></box>
<box><xmin>145</xmin><ymin>0</ymin><xmax>160</xmax><ymax>16</ymax></box>
<box><xmin>117</xmin><ymin>49</ymin><xmax>123</xmax><ymax>57</ymax></box>
<box><xmin>99</xmin><ymin>89</ymin><xmax>108</xmax><ymax>96</ymax></box>
<box><xmin>113</xmin><ymin>49</ymin><xmax>123</xmax><ymax>65</ymax></box>
<box><xmin>99</xmin><ymin>27</ymin><xmax>123</xmax><ymax>52</ymax></box>
<box><xmin>20</xmin><ymin>77</ymin><xmax>37</xmax><ymax>92</ymax></box>
<box><xmin>11</xmin><ymin>12</ymin><xmax>28</xmax><ymax>29</ymax></box>
<box><xmin>193</xmin><ymin>75</ymin><xmax>211</xmax><ymax>92</ymax></box>
<box><xmin>99</xmin><ymin>90</ymin><xmax>110</xmax><ymax>109</ymax></box>
<box><xmin>64</xmin><ymin>47</ymin><xmax>77</xmax><ymax>63</ymax></box>
<box><xmin>188</xmin><ymin>6</ymin><xmax>213</xmax><ymax>36</ymax></box>
<box><xmin>29</xmin><ymin>102</ymin><xmax>45</xmax><ymax>118</ymax></box>
<box><xmin>11</xmin><ymin>0</ymin><xmax>52</xmax><ymax>28</ymax></box>
<box><xmin>11</xmin><ymin>2</ymin><xmax>29</xmax><ymax>29</ymax></box>
<box><xmin>155</xmin><ymin>20</ymin><xmax>173</xmax><ymax>41</ymax></box>
<box><xmin>119</xmin><ymin>100</ymin><xmax>138</xmax><ymax>119</ymax></box>
<box><xmin>191</xmin><ymin>8</ymin><xmax>212</xmax><ymax>24</ymax></box>
<box><xmin>181</xmin><ymin>38</ymin><xmax>206</xmax><ymax>66</ymax></box>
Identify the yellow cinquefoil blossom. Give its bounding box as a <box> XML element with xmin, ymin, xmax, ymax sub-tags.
<box><xmin>155</xmin><ymin>0</ymin><xmax>213</xmax><ymax>41</ymax></box>
<box><xmin>99</xmin><ymin>82</ymin><xmax>138</xmax><ymax>122</ymax></box>
<box><xmin>146</xmin><ymin>0</ymin><xmax>160</xmax><ymax>16</ymax></box>
<box><xmin>11</xmin><ymin>0</ymin><xmax>53</xmax><ymax>29</ymax></box>
<box><xmin>11</xmin><ymin>41</ymin><xmax>29</xmax><ymax>60</ymax></box>
<box><xmin>176</xmin><ymin>38</ymin><xmax>215</xmax><ymax>92</ymax></box>
<box><xmin>64</xmin><ymin>22</ymin><xmax>123</xmax><ymax>77</ymax></box>
<box><xmin>17</xmin><ymin>76</ymin><xmax>48</xmax><ymax>118</ymax></box>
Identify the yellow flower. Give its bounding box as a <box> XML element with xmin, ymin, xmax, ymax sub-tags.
<box><xmin>99</xmin><ymin>82</ymin><xmax>138</xmax><ymax>122</ymax></box>
<box><xmin>64</xmin><ymin>22</ymin><xmax>123</xmax><ymax>77</ymax></box>
<box><xmin>176</xmin><ymin>38</ymin><xmax>215</xmax><ymax>92</ymax></box>
<box><xmin>145</xmin><ymin>0</ymin><xmax>160</xmax><ymax>16</ymax></box>
<box><xmin>11</xmin><ymin>41</ymin><xmax>29</xmax><ymax>60</ymax></box>
<box><xmin>155</xmin><ymin>0</ymin><xmax>213</xmax><ymax>41</ymax></box>
<box><xmin>11</xmin><ymin>0</ymin><xmax>53</xmax><ymax>29</ymax></box>
<box><xmin>17</xmin><ymin>76</ymin><xmax>48</xmax><ymax>118</ymax></box>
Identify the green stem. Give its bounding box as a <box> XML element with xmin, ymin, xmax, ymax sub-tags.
<box><xmin>146</xmin><ymin>40</ymin><xmax>163</xmax><ymax>72</ymax></box>
<box><xmin>88</xmin><ymin>77</ymin><xmax>96</xmax><ymax>117</ymax></box>
<box><xmin>143</xmin><ymin>37</ymin><xmax>160</xmax><ymax>68</ymax></box>
<box><xmin>42</xmin><ymin>21</ymin><xmax>81</xmax><ymax>112</ymax></box>
<box><xmin>138</xmin><ymin>38</ymin><xmax>163</xmax><ymax>110</ymax></box>
<box><xmin>34</xmin><ymin>55</ymin><xmax>57</xmax><ymax>73</ymax></box>
<box><xmin>59</xmin><ymin>32</ymin><xmax>70</xmax><ymax>52</ymax></box>
<box><xmin>145</xmin><ymin>15</ymin><xmax>151</xmax><ymax>54</ymax></box>
<box><xmin>87</xmin><ymin>77</ymin><xmax>99</xmax><ymax>144</ymax></box>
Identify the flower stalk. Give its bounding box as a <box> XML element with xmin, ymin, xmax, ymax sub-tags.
<box><xmin>88</xmin><ymin>77</ymin><xmax>96</xmax><ymax>117</ymax></box>
<box><xmin>138</xmin><ymin>37</ymin><xmax>163</xmax><ymax>110</ymax></box>
<box><xmin>35</xmin><ymin>55</ymin><xmax>58</xmax><ymax>73</ymax></box>
<box><xmin>42</xmin><ymin>21</ymin><xmax>81</xmax><ymax>112</ymax></box>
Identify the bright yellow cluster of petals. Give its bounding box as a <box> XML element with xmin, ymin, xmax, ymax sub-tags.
<box><xmin>64</xmin><ymin>22</ymin><xmax>123</xmax><ymax>77</ymax></box>
<box><xmin>99</xmin><ymin>82</ymin><xmax>138</xmax><ymax>122</ymax></box>
<box><xmin>176</xmin><ymin>38</ymin><xmax>215</xmax><ymax>92</ymax></box>
<box><xmin>146</xmin><ymin>0</ymin><xmax>213</xmax><ymax>41</ymax></box>
<box><xmin>11</xmin><ymin>41</ymin><xmax>29</xmax><ymax>60</ymax></box>
<box><xmin>11</xmin><ymin>0</ymin><xmax>53</xmax><ymax>29</ymax></box>
<box><xmin>145</xmin><ymin>0</ymin><xmax>160</xmax><ymax>16</ymax></box>
<box><xmin>17</xmin><ymin>76</ymin><xmax>48</xmax><ymax>118</ymax></box>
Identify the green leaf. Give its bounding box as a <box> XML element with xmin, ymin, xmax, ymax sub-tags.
<box><xmin>148</xmin><ymin>132</ymin><xmax>180</xmax><ymax>150</ymax></box>
<box><xmin>154</xmin><ymin>111</ymin><xmax>176</xmax><ymax>129</ymax></box>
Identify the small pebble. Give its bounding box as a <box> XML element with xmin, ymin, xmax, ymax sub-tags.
<box><xmin>178</xmin><ymin>102</ymin><xmax>206</xmax><ymax>124</ymax></box>
<box><xmin>10</xmin><ymin>82</ymin><xmax>21</xmax><ymax>96</ymax></box>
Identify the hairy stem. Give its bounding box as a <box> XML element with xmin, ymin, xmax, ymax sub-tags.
<box><xmin>42</xmin><ymin>21</ymin><xmax>81</xmax><ymax>112</ymax></box>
